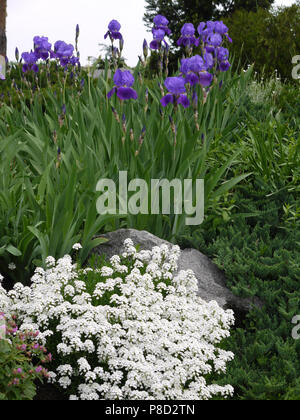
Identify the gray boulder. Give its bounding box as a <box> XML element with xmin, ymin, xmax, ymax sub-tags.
<box><xmin>92</xmin><ymin>229</ymin><xmax>262</xmax><ymax>320</ymax></box>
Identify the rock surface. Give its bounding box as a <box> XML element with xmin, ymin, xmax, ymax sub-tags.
<box><xmin>92</xmin><ymin>229</ymin><xmax>262</xmax><ymax>319</ymax></box>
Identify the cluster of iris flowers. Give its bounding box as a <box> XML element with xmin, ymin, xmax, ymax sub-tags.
<box><xmin>20</xmin><ymin>35</ymin><xmax>80</xmax><ymax>73</ymax></box>
<box><xmin>107</xmin><ymin>16</ymin><xmax>232</xmax><ymax>110</ymax></box>
<box><xmin>149</xmin><ymin>15</ymin><xmax>172</xmax><ymax>51</ymax></box>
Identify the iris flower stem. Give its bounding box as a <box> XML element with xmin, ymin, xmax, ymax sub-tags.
<box><xmin>62</xmin><ymin>66</ymin><xmax>69</xmax><ymax>106</ymax></box>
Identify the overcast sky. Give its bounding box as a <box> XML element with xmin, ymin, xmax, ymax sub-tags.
<box><xmin>6</xmin><ymin>0</ymin><xmax>297</xmax><ymax>67</ymax></box>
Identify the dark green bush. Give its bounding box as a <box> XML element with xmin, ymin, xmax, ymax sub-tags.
<box><xmin>182</xmin><ymin>178</ymin><xmax>300</xmax><ymax>400</ymax></box>
<box><xmin>223</xmin><ymin>2</ymin><xmax>300</xmax><ymax>82</ymax></box>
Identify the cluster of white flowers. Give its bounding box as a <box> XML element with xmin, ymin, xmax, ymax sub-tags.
<box><xmin>247</xmin><ymin>71</ymin><xmax>283</xmax><ymax>105</ymax></box>
<box><xmin>0</xmin><ymin>239</ymin><xmax>235</xmax><ymax>400</ymax></box>
<box><xmin>0</xmin><ymin>275</ymin><xmax>10</xmax><ymax>313</ymax></box>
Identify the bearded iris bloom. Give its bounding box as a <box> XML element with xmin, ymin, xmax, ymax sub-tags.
<box><xmin>107</xmin><ymin>69</ymin><xmax>138</xmax><ymax>101</ymax></box>
<box><xmin>219</xmin><ymin>60</ymin><xmax>231</xmax><ymax>72</ymax></box>
<box><xmin>54</xmin><ymin>41</ymin><xmax>77</xmax><ymax>67</ymax></box>
<box><xmin>21</xmin><ymin>51</ymin><xmax>39</xmax><ymax>73</ymax></box>
<box><xmin>198</xmin><ymin>72</ymin><xmax>213</xmax><ymax>86</ymax></box>
<box><xmin>215</xmin><ymin>47</ymin><xmax>231</xmax><ymax>72</ymax></box>
<box><xmin>161</xmin><ymin>77</ymin><xmax>190</xmax><ymax>109</ymax></box>
<box><xmin>150</xmin><ymin>29</ymin><xmax>168</xmax><ymax>50</ymax></box>
<box><xmin>33</xmin><ymin>36</ymin><xmax>52</xmax><ymax>60</ymax></box>
<box><xmin>198</xmin><ymin>20</ymin><xmax>232</xmax><ymax>47</ymax></box>
<box><xmin>177</xmin><ymin>23</ymin><xmax>199</xmax><ymax>47</ymax></box>
<box><xmin>180</xmin><ymin>55</ymin><xmax>213</xmax><ymax>87</ymax></box>
<box><xmin>150</xmin><ymin>14</ymin><xmax>171</xmax><ymax>51</ymax></box>
<box><xmin>153</xmin><ymin>15</ymin><xmax>171</xmax><ymax>36</ymax></box>
<box><xmin>105</xmin><ymin>20</ymin><xmax>123</xmax><ymax>41</ymax></box>
<box><xmin>217</xmin><ymin>47</ymin><xmax>229</xmax><ymax>62</ymax></box>
<box><xmin>214</xmin><ymin>21</ymin><xmax>232</xmax><ymax>43</ymax></box>
<box><xmin>197</xmin><ymin>22</ymin><xmax>214</xmax><ymax>43</ymax></box>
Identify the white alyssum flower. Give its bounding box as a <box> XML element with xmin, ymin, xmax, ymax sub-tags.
<box><xmin>0</xmin><ymin>239</ymin><xmax>235</xmax><ymax>401</ymax></box>
<box><xmin>72</xmin><ymin>243</ymin><xmax>82</xmax><ymax>251</ymax></box>
<box><xmin>8</xmin><ymin>263</ymin><xmax>16</xmax><ymax>271</ymax></box>
<box><xmin>45</xmin><ymin>257</ymin><xmax>56</xmax><ymax>268</ymax></box>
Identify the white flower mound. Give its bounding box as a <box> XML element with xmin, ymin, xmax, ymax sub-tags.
<box><xmin>1</xmin><ymin>239</ymin><xmax>235</xmax><ymax>400</ymax></box>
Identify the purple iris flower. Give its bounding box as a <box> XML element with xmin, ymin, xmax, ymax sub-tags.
<box><xmin>180</xmin><ymin>58</ymin><xmax>190</xmax><ymax>75</ymax></box>
<box><xmin>21</xmin><ymin>51</ymin><xmax>39</xmax><ymax>73</ymax></box>
<box><xmin>180</xmin><ymin>55</ymin><xmax>213</xmax><ymax>88</ymax></box>
<box><xmin>208</xmin><ymin>33</ymin><xmax>223</xmax><ymax>47</ymax></box>
<box><xmin>153</xmin><ymin>15</ymin><xmax>172</xmax><ymax>36</ymax></box>
<box><xmin>217</xmin><ymin>47</ymin><xmax>229</xmax><ymax>62</ymax></box>
<box><xmin>197</xmin><ymin>23</ymin><xmax>214</xmax><ymax>44</ymax></box>
<box><xmin>188</xmin><ymin>55</ymin><xmax>206</xmax><ymax>72</ymax></box>
<box><xmin>207</xmin><ymin>21</ymin><xmax>216</xmax><ymax>30</ymax></box>
<box><xmin>199</xmin><ymin>71</ymin><xmax>213</xmax><ymax>86</ymax></box>
<box><xmin>33</xmin><ymin>36</ymin><xmax>52</xmax><ymax>60</ymax></box>
<box><xmin>180</xmin><ymin>58</ymin><xmax>198</xmax><ymax>86</ymax></box>
<box><xmin>54</xmin><ymin>41</ymin><xmax>76</xmax><ymax>67</ymax></box>
<box><xmin>181</xmin><ymin>23</ymin><xmax>195</xmax><ymax>37</ymax></box>
<box><xmin>150</xmin><ymin>28</ymin><xmax>168</xmax><ymax>50</ymax></box>
<box><xmin>153</xmin><ymin>15</ymin><xmax>169</xmax><ymax>27</ymax></box>
<box><xmin>153</xmin><ymin>29</ymin><xmax>165</xmax><ymax>41</ymax></box>
<box><xmin>215</xmin><ymin>21</ymin><xmax>228</xmax><ymax>35</ymax></box>
<box><xmin>197</xmin><ymin>22</ymin><xmax>206</xmax><ymax>36</ymax></box>
<box><xmin>165</xmin><ymin>77</ymin><xmax>186</xmax><ymax>94</ymax></box>
<box><xmin>70</xmin><ymin>56</ymin><xmax>80</xmax><ymax>66</ymax></box>
<box><xmin>150</xmin><ymin>15</ymin><xmax>171</xmax><ymax>51</ymax></box>
<box><xmin>215</xmin><ymin>21</ymin><xmax>232</xmax><ymax>43</ymax></box>
<box><xmin>105</xmin><ymin>20</ymin><xmax>123</xmax><ymax>41</ymax></box>
<box><xmin>55</xmin><ymin>41</ymin><xmax>74</xmax><ymax>57</ymax></box>
<box><xmin>216</xmin><ymin>47</ymin><xmax>231</xmax><ymax>71</ymax></box>
<box><xmin>219</xmin><ymin>60</ymin><xmax>231</xmax><ymax>72</ymax></box>
<box><xmin>177</xmin><ymin>23</ymin><xmax>199</xmax><ymax>47</ymax></box>
<box><xmin>109</xmin><ymin>20</ymin><xmax>121</xmax><ymax>32</ymax></box>
<box><xmin>107</xmin><ymin>69</ymin><xmax>138</xmax><ymax>101</ymax></box>
<box><xmin>161</xmin><ymin>77</ymin><xmax>190</xmax><ymax>109</ymax></box>
<box><xmin>150</xmin><ymin>40</ymin><xmax>161</xmax><ymax>50</ymax></box>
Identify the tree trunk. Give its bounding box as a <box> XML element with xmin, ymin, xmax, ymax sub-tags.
<box><xmin>0</xmin><ymin>0</ymin><xmax>7</xmax><ymax>57</ymax></box>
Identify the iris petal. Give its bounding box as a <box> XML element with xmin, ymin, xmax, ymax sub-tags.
<box><xmin>160</xmin><ymin>94</ymin><xmax>174</xmax><ymax>107</ymax></box>
<box><xmin>107</xmin><ymin>87</ymin><xmax>117</xmax><ymax>99</ymax></box>
<box><xmin>177</xmin><ymin>95</ymin><xmax>190</xmax><ymax>109</ymax></box>
<box><xmin>117</xmin><ymin>87</ymin><xmax>138</xmax><ymax>101</ymax></box>
<box><xmin>199</xmin><ymin>71</ymin><xmax>213</xmax><ymax>87</ymax></box>
<box><xmin>164</xmin><ymin>77</ymin><xmax>186</xmax><ymax>95</ymax></box>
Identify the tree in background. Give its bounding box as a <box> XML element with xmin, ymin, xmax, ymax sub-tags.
<box><xmin>221</xmin><ymin>0</ymin><xmax>275</xmax><ymax>16</ymax></box>
<box><xmin>223</xmin><ymin>2</ymin><xmax>300</xmax><ymax>81</ymax></box>
<box><xmin>143</xmin><ymin>0</ymin><xmax>275</xmax><ymax>48</ymax></box>
<box><xmin>0</xmin><ymin>0</ymin><xmax>7</xmax><ymax>57</ymax></box>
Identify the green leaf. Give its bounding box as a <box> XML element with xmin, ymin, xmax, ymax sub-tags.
<box><xmin>6</xmin><ymin>245</ymin><xmax>22</xmax><ymax>257</ymax></box>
